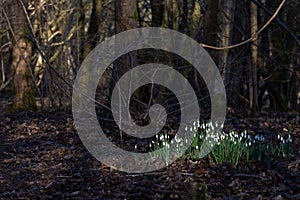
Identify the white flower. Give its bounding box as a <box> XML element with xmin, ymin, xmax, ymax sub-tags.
<box><xmin>221</xmin><ymin>134</ymin><xmax>225</xmax><ymax>140</ymax></box>
<box><xmin>193</xmin><ymin>126</ymin><xmax>197</xmax><ymax>131</ymax></box>
<box><xmin>287</xmin><ymin>134</ymin><xmax>292</xmax><ymax>143</ymax></box>
<box><xmin>215</xmin><ymin>121</ymin><xmax>219</xmax><ymax>127</ymax></box>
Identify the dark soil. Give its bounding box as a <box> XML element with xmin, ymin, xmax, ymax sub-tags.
<box><xmin>1</xmin><ymin>111</ymin><xmax>299</xmax><ymax>199</ymax></box>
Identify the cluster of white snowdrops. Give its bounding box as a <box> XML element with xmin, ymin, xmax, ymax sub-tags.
<box><xmin>134</xmin><ymin>119</ymin><xmax>293</xmax><ymax>165</ymax></box>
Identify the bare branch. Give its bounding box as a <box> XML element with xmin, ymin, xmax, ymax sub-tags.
<box><xmin>200</xmin><ymin>0</ymin><xmax>287</xmax><ymax>50</ymax></box>
<box><xmin>250</xmin><ymin>0</ymin><xmax>300</xmax><ymax>46</ymax></box>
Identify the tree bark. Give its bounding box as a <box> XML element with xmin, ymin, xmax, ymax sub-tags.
<box><xmin>6</xmin><ymin>0</ymin><xmax>36</xmax><ymax>111</ymax></box>
<box><xmin>115</xmin><ymin>0</ymin><xmax>137</xmax><ymax>76</ymax></box>
<box><xmin>219</xmin><ymin>0</ymin><xmax>235</xmax><ymax>85</ymax></box>
<box><xmin>114</xmin><ymin>0</ymin><xmax>137</xmax><ymax>146</ymax></box>
<box><xmin>151</xmin><ymin>0</ymin><xmax>164</xmax><ymax>27</ymax></box>
<box><xmin>250</xmin><ymin>1</ymin><xmax>258</xmax><ymax>111</ymax></box>
<box><xmin>82</xmin><ymin>0</ymin><xmax>102</xmax><ymax>60</ymax></box>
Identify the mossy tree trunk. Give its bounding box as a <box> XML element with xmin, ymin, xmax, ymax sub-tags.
<box><xmin>6</xmin><ymin>0</ymin><xmax>36</xmax><ymax>111</ymax></box>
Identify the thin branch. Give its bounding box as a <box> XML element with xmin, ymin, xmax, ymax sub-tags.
<box><xmin>250</xmin><ymin>0</ymin><xmax>300</xmax><ymax>46</ymax></box>
<box><xmin>0</xmin><ymin>77</ymin><xmax>12</xmax><ymax>92</ymax></box>
<box><xmin>0</xmin><ymin>42</ymin><xmax>11</xmax><ymax>52</ymax></box>
<box><xmin>200</xmin><ymin>0</ymin><xmax>287</xmax><ymax>50</ymax></box>
<box><xmin>28</xmin><ymin>34</ymin><xmax>113</xmax><ymax>111</ymax></box>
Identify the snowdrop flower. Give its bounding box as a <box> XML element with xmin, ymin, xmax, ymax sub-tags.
<box><xmin>287</xmin><ymin>134</ymin><xmax>292</xmax><ymax>143</ymax></box>
<box><xmin>193</xmin><ymin>126</ymin><xmax>197</xmax><ymax>132</ymax></box>
<box><xmin>221</xmin><ymin>134</ymin><xmax>225</xmax><ymax>140</ymax></box>
<box><xmin>279</xmin><ymin>135</ymin><xmax>284</xmax><ymax>142</ymax></box>
<box><xmin>215</xmin><ymin>121</ymin><xmax>219</xmax><ymax>127</ymax></box>
<box><xmin>175</xmin><ymin>137</ymin><xmax>181</xmax><ymax>143</ymax></box>
<box><xmin>135</xmin><ymin>144</ymin><xmax>137</xmax><ymax>149</ymax></box>
<box><xmin>238</xmin><ymin>137</ymin><xmax>242</xmax><ymax>142</ymax></box>
<box><xmin>201</xmin><ymin>124</ymin><xmax>205</xmax><ymax>129</ymax></box>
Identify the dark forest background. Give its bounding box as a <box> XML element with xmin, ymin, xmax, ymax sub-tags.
<box><xmin>0</xmin><ymin>0</ymin><xmax>299</xmax><ymax>115</ymax></box>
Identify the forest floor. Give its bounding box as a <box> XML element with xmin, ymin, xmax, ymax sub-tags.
<box><xmin>0</xmin><ymin>110</ymin><xmax>300</xmax><ymax>199</ymax></box>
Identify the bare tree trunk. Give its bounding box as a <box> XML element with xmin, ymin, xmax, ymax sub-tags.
<box><xmin>115</xmin><ymin>0</ymin><xmax>137</xmax><ymax>76</ymax></box>
<box><xmin>250</xmin><ymin>1</ymin><xmax>258</xmax><ymax>111</ymax></box>
<box><xmin>151</xmin><ymin>0</ymin><xmax>164</xmax><ymax>27</ymax></box>
<box><xmin>219</xmin><ymin>0</ymin><xmax>235</xmax><ymax>86</ymax></box>
<box><xmin>197</xmin><ymin>0</ymin><xmax>219</xmax><ymax>60</ymax></box>
<box><xmin>6</xmin><ymin>0</ymin><xmax>36</xmax><ymax>111</ymax></box>
<box><xmin>82</xmin><ymin>0</ymin><xmax>102</xmax><ymax>60</ymax></box>
<box><xmin>190</xmin><ymin>0</ymin><xmax>201</xmax><ymax>38</ymax></box>
<box><xmin>114</xmin><ymin>0</ymin><xmax>137</xmax><ymax>146</ymax></box>
<box><xmin>163</xmin><ymin>0</ymin><xmax>179</xmax><ymax>29</ymax></box>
